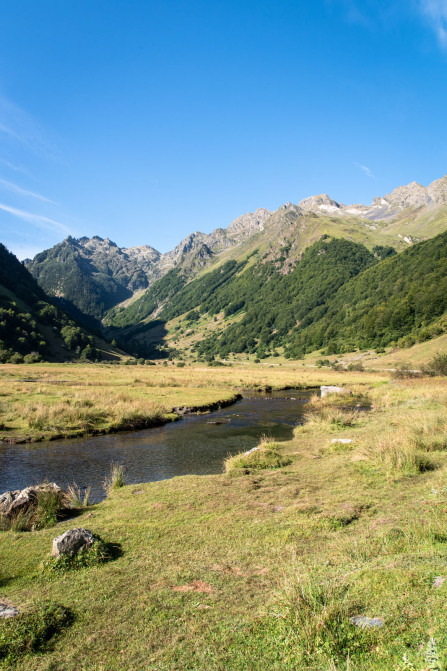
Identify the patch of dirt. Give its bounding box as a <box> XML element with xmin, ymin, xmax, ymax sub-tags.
<box><xmin>172</xmin><ymin>580</ymin><xmax>213</xmax><ymax>593</ymax></box>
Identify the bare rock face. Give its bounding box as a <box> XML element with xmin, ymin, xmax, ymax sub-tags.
<box><xmin>51</xmin><ymin>528</ymin><xmax>96</xmax><ymax>557</ymax></box>
<box><xmin>298</xmin><ymin>194</ymin><xmax>343</xmax><ymax>215</ymax></box>
<box><xmin>0</xmin><ymin>483</ymin><xmax>62</xmax><ymax>518</ymax></box>
<box><xmin>227</xmin><ymin>208</ymin><xmax>272</xmax><ymax>240</ymax></box>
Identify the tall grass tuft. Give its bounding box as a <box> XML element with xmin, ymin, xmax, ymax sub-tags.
<box><xmin>66</xmin><ymin>483</ymin><xmax>91</xmax><ymax>508</ymax></box>
<box><xmin>271</xmin><ymin>573</ymin><xmax>369</xmax><ymax>665</ymax></box>
<box><xmin>103</xmin><ymin>463</ymin><xmax>125</xmax><ymax>495</ymax></box>
<box><xmin>297</xmin><ymin>407</ymin><xmax>359</xmax><ymax>434</ymax></box>
<box><xmin>364</xmin><ymin>428</ymin><xmax>437</xmax><ymax>476</ymax></box>
<box><xmin>224</xmin><ymin>438</ymin><xmax>292</xmax><ymax>473</ymax></box>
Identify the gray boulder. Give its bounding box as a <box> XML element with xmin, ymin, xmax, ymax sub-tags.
<box><xmin>0</xmin><ymin>483</ymin><xmax>62</xmax><ymax>518</ymax></box>
<box><xmin>51</xmin><ymin>528</ymin><xmax>96</xmax><ymax>557</ymax></box>
<box><xmin>320</xmin><ymin>385</ymin><xmax>351</xmax><ymax>398</ymax></box>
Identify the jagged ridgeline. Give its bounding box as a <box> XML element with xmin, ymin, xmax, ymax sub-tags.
<box><xmin>24</xmin><ymin>236</ymin><xmax>161</xmax><ymax>327</ymax></box>
<box><xmin>22</xmin><ymin>173</ymin><xmax>447</xmax><ymax>360</ymax></box>
<box><xmin>0</xmin><ymin>243</ymin><xmax>101</xmax><ymax>363</ymax></box>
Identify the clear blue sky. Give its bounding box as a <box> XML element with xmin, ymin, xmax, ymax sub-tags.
<box><xmin>0</xmin><ymin>0</ymin><xmax>446</xmax><ymax>259</ymax></box>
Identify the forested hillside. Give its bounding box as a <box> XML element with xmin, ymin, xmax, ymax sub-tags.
<box><xmin>0</xmin><ymin>244</ymin><xmax>104</xmax><ymax>362</ymax></box>
<box><xmin>285</xmin><ymin>230</ymin><xmax>447</xmax><ymax>357</ymax></box>
<box><xmin>105</xmin><ymin>232</ymin><xmax>447</xmax><ymax>361</ymax></box>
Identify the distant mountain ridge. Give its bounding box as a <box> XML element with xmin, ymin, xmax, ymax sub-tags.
<box><xmin>24</xmin><ymin>173</ymin><xmax>447</xmax><ymax>347</ymax></box>
<box><xmin>298</xmin><ymin>174</ymin><xmax>447</xmax><ymax>221</ymax></box>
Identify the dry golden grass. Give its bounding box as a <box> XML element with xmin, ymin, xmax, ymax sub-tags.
<box><xmin>0</xmin><ymin>362</ymin><xmax>386</xmax><ymax>441</ymax></box>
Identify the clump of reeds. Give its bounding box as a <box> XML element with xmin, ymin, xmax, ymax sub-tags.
<box><xmin>103</xmin><ymin>463</ymin><xmax>125</xmax><ymax>495</ymax></box>
<box><xmin>66</xmin><ymin>483</ymin><xmax>92</xmax><ymax>508</ymax></box>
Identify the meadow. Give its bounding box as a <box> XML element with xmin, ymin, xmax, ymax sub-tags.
<box><xmin>1</xmin><ymin>364</ymin><xmax>447</xmax><ymax>669</ymax></box>
<box><xmin>0</xmin><ymin>362</ymin><xmax>386</xmax><ymax>442</ymax></box>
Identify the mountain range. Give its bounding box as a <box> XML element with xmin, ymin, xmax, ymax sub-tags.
<box><xmin>8</xmin><ymin>173</ymin><xmax>447</xmax><ymax>361</ymax></box>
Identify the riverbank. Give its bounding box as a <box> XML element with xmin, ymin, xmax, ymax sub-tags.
<box><xmin>2</xmin><ymin>374</ymin><xmax>447</xmax><ymax>669</ymax></box>
<box><xmin>0</xmin><ymin>362</ymin><xmax>387</xmax><ymax>443</ymax></box>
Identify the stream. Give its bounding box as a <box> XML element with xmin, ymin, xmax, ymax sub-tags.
<box><xmin>0</xmin><ymin>389</ymin><xmax>314</xmax><ymax>501</ymax></box>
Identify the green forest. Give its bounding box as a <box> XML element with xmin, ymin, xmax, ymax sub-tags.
<box><xmin>0</xmin><ymin>244</ymin><xmax>99</xmax><ymax>363</ymax></box>
<box><xmin>107</xmin><ymin>233</ymin><xmax>447</xmax><ymax>360</ymax></box>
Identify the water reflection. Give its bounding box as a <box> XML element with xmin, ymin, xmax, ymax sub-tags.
<box><xmin>0</xmin><ymin>389</ymin><xmax>312</xmax><ymax>501</ymax></box>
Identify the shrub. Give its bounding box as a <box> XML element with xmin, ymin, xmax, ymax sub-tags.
<box><xmin>347</xmin><ymin>362</ymin><xmax>364</xmax><ymax>371</ymax></box>
<box><xmin>423</xmin><ymin>353</ymin><xmax>447</xmax><ymax>377</ymax></box>
<box><xmin>391</xmin><ymin>364</ymin><xmax>421</xmax><ymax>379</ymax></box>
<box><xmin>23</xmin><ymin>351</ymin><xmax>42</xmax><ymax>364</ymax></box>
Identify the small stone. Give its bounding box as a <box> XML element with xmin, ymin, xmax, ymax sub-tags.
<box><xmin>51</xmin><ymin>528</ymin><xmax>96</xmax><ymax>557</ymax></box>
<box><xmin>350</xmin><ymin>615</ymin><xmax>384</xmax><ymax>629</ymax></box>
<box><xmin>433</xmin><ymin>576</ymin><xmax>446</xmax><ymax>589</ymax></box>
<box><xmin>0</xmin><ymin>603</ymin><xmax>19</xmax><ymax>618</ymax></box>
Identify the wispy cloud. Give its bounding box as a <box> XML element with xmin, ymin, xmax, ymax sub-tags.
<box><xmin>0</xmin><ymin>202</ymin><xmax>70</xmax><ymax>235</ymax></box>
<box><xmin>354</xmin><ymin>162</ymin><xmax>375</xmax><ymax>178</ymax></box>
<box><xmin>0</xmin><ymin>96</ymin><xmax>60</xmax><ymax>159</ymax></box>
<box><xmin>419</xmin><ymin>0</ymin><xmax>447</xmax><ymax>46</ymax></box>
<box><xmin>0</xmin><ymin>158</ymin><xmax>32</xmax><ymax>176</ymax></box>
<box><xmin>0</xmin><ymin>178</ymin><xmax>56</xmax><ymax>204</ymax></box>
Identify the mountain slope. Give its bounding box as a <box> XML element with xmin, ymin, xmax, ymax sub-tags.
<box><xmin>23</xmin><ymin>172</ymin><xmax>447</xmax><ymax>361</ymax></box>
<box><xmin>0</xmin><ymin>244</ymin><xmax>117</xmax><ymax>363</ymax></box>
<box><xmin>285</xmin><ymin>229</ymin><xmax>447</xmax><ymax>357</ymax></box>
<box><xmin>25</xmin><ymin>236</ymin><xmax>161</xmax><ymax>325</ymax></box>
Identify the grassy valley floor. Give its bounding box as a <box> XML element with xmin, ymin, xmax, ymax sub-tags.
<box><xmin>0</xmin><ymin>363</ymin><xmax>386</xmax><ymax>443</ymax></box>
<box><xmin>1</xmin><ymin>368</ymin><xmax>447</xmax><ymax>668</ymax></box>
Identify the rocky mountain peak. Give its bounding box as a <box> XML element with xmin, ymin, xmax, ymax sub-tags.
<box><xmin>427</xmin><ymin>174</ymin><xmax>447</xmax><ymax>205</ymax></box>
<box><xmin>227</xmin><ymin>208</ymin><xmax>272</xmax><ymax>239</ymax></box>
<box><xmin>383</xmin><ymin>181</ymin><xmax>433</xmax><ymax>209</ymax></box>
<box><xmin>297</xmin><ymin>194</ymin><xmax>343</xmax><ymax>215</ymax></box>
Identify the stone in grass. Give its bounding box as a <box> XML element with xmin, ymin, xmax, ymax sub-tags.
<box><xmin>320</xmin><ymin>386</ymin><xmax>351</xmax><ymax>398</ymax></box>
<box><xmin>433</xmin><ymin>576</ymin><xmax>446</xmax><ymax>589</ymax></box>
<box><xmin>350</xmin><ymin>615</ymin><xmax>384</xmax><ymax>629</ymax></box>
<box><xmin>331</xmin><ymin>439</ymin><xmax>353</xmax><ymax>444</ymax></box>
<box><xmin>0</xmin><ymin>602</ymin><xmax>19</xmax><ymax>619</ymax></box>
<box><xmin>51</xmin><ymin>528</ymin><xmax>96</xmax><ymax>558</ymax></box>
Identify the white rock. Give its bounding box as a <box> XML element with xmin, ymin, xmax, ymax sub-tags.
<box><xmin>320</xmin><ymin>385</ymin><xmax>350</xmax><ymax>398</ymax></box>
<box><xmin>331</xmin><ymin>438</ymin><xmax>353</xmax><ymax>444</ymax></box>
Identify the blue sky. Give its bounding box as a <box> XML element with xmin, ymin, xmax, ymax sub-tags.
<box><xmin>0</xmin><ymin>0</ymin><xmax>447</xmax><ymax>259</ymax></box>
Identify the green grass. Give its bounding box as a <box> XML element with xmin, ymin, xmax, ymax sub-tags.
<box><xmin>224</xmin><ymin>439</ymin><xmax>293</xmax><ymax>472</ymax></box>
<box><xmin>2</xmin><ymin>374</ymin><xmax>447</xmax><ymax>669</ymax></box>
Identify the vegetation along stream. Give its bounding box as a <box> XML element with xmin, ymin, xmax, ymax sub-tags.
<box><xmin>0</xmin><ymin>389</ymin><xmax>313</xmax><ymax>501</ymax></box>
